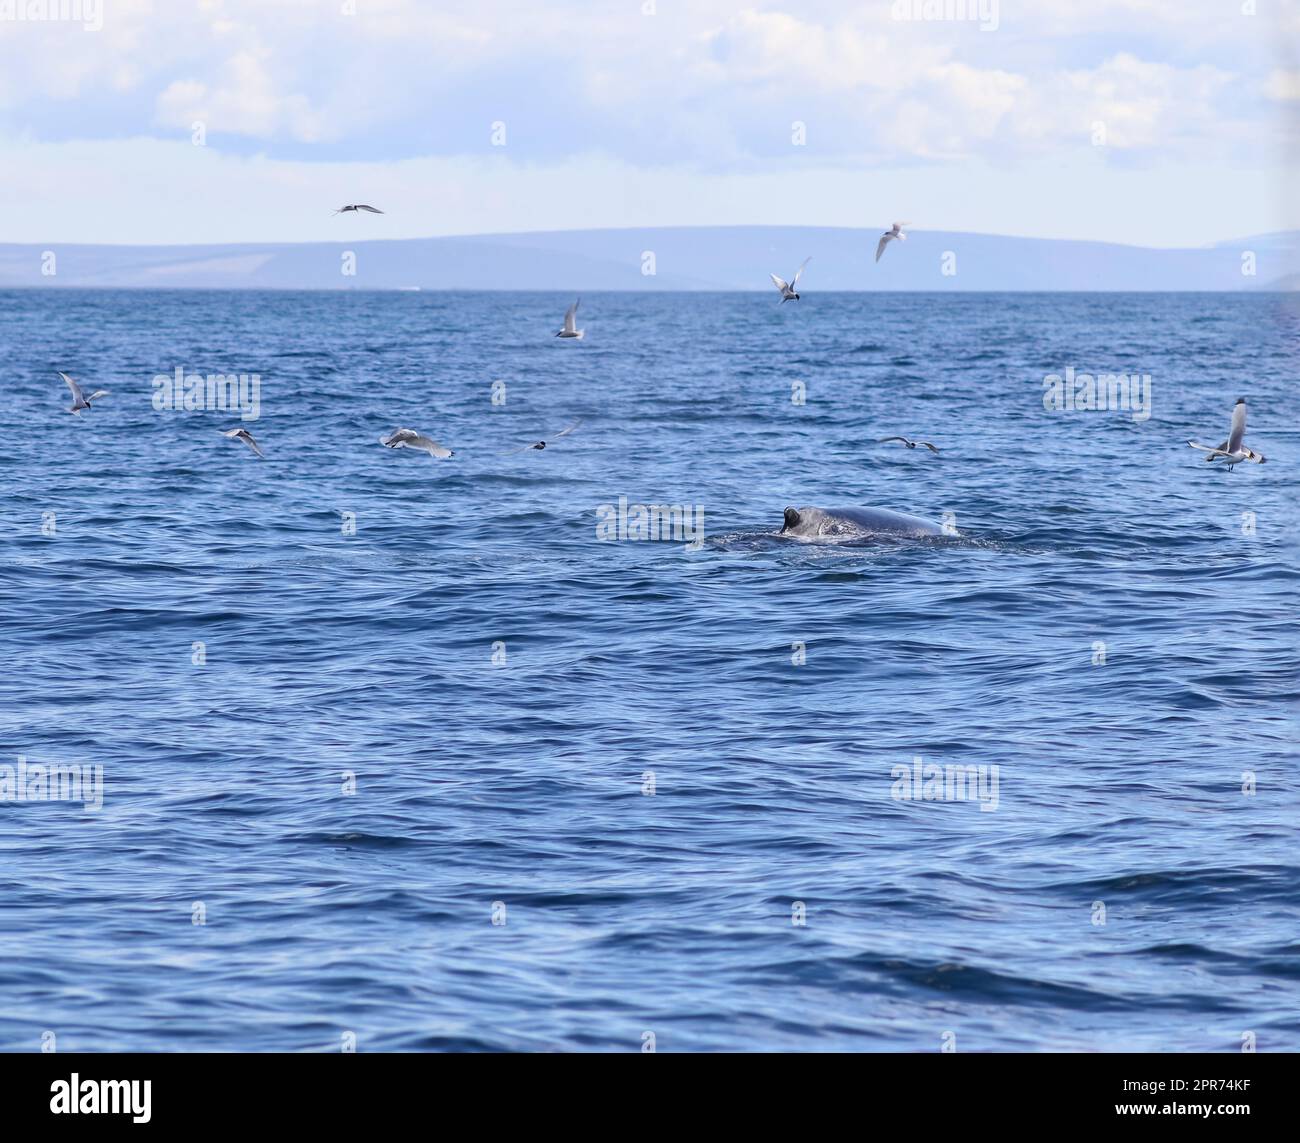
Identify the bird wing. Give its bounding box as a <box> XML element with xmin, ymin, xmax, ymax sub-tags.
<box><xmin>791</xmin><ymin>257</ymin><xmax>810</xmax><ymax>288</ymax></box>
<box><xmin>1227</xmin><ymin>402</ymin><xmax>1246</xmax><ymax>454</ymax></box>
<box><xmin>878</xmin><ymin>436</ymin><xmax>909</xmax><ymax>445</ymax></box>
<box><xmin>1186</xmin><ymin>440</ymin><xmax>1219</xmax><ymax>452</ymax></box>
<box><xmin>86</xmin><ymin>389</ymin><xmax>110</xmax><ymax>401</ymax></box>
<box><xmin>553</xmin><ymin>420</ymin><xmax>583</xmax><ymax>439</ymax></box>
<box><xmin>893</xmin><ymin>221</ymin><xmax>910</xmax><ymax>231</ymax></box>
<box><xmin>770</xmin><ymin>273</ymin><xmax>789</xmax><ymax>293</ymax></box>
<box><xmin>921</xmin><ymin>441</ymin><xmax>941</xmax><ymax>453</ymax></box>
<box><xmin>416</xmin><ymin>437</ymin><xmax>452</xmax><ymax>458</ymax></box>
<box><xmin>875</xmin><ymin>234</ymin><xmax>891</xmax><ymax>262</ymax></box>
<box><xmin>358</xmin><ymin>205</ymin><xmax>383</xmax><ymax>213</ymax></box>
<box><xmin>563</xmin><ymin>299</ymin><xmax>580</xmax><ymax>332</ymax></box>
<box><xmin>382</xmin><ymin>427</ymin><xmax>417</xmax><ymax>447</ymax></box>
<box><xmin>58</xmin><ymin>372</ymin><xmax>85</xmax><ymax>401</ymax></box>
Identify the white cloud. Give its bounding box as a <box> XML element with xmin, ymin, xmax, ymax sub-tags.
<box><xmin>0</xmin><ymin>0</ymin><xmax>1291</xmax><ymax>243</ymax></box>
<box><xmin>155</xmin><ymin>51</ymin><xmax>329</xmax><ymax>143</ymax></box>
<box><xmin>1014</xmin><ymin>53</ymin><xmax>1238</xmax><ymax>153</ymax></box>
<box><xmin>1267</xmin><ymin>69</ymin><xmax>1300</xmax><ymax>101</ymax></box>
<box><xmin>0</xmin><ymin>0</ymin><xmax>1274</xmax><ymax>163</ymax></box>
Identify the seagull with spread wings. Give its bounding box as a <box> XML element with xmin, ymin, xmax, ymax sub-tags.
<box><xmin>58</xmin><ymin>372</ymin><xmax>110</xmax><ymax>416</ymax></box>
<box><xmin>220</xmin><ymin>427</ymin><xmax>264</xmax><ymax>458</ymax></box>
<box><xmin>1187</xmin><ymin>398</ymin><xmax>1265</xmax><ymax>470</ymax></box>
<box><xmin>380</xmin><ymin>427</ymin><xmax>453</xmax><ymax>459</ymax></box>
<box><xmin>878</xmin><ymin>436</ymin><xmax>940</xmax><ymax>453</ymax></box>
<box><xmin>875</xmin><ymin>222</ymin><xmax>909</xmax><ymax>263</ymax></box>
<box><xmin>501</xmin><ymin>421</ymin><xmax>583</xmax><ymax>455</ymax></box>
<box><xmin>556</xmin><ymin>298</ymin><xmax>585</xmax><ymax>339</ymax></box>
<box><xmin>770</xmin><ymin>257</ymin><xmax>810</xmax><ymax>302</ymax></box>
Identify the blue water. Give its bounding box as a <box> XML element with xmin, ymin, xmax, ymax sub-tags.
<box><xmin>1</xmin><ymin>289</ymin><xmax>1297</xmax><ymax>1052</ymax></box>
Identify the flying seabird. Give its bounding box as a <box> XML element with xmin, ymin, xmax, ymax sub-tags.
<box><xmin>502</xmin><ymin>420</ymin><xmax>583</xmax><ymax>455</ymax></box>
<box><xmin>1187</xmin><ymin>398</ymin><xmax>1265</xmax><ymax>470</ymax></box>
<box><xmin>875</xmin><ymin>222</ymin><xmax>909</xmax><ymax>263</ymax></box>
<box><xmin>770</xmin><ymin>257</ymin><xmax>810</xmax><ymax>302</ymax></box>
<box><xmin>58</xmin><ymin>371</ymin><xmax>109</xmax><ymax>416</ymax></box>
<box><xmin>380</xmin><ymin>427</ymin><xmax>453</xmax><ymax>459</ymax></box>
<box><xmin>556</xmin><ymin>299</ymin><xmax>585</xmax><ymax>339</ymax></box>
<box><xmin>220</xmin><ymin>427</ymin><xmax>264</xmax><ymax>458</ymax></box>
<box><xmin>878</xmin><ymin>436</ymin><xmax>940</xmax><ymax>453</ymax></box>
<box><xmin>333</xmin><ymin>204</ymin><xmax>384</xmax><ymax>215</ymax></box>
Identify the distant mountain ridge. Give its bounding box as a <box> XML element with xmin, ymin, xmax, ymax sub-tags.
<box><xmin>1</xmin><ymin>227</ymin><xmax>1295</xmax><ymax>291</ymax></box>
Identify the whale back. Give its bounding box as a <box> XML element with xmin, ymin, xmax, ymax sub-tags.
<box><xmin>781</xmin><ymin>505</ymin><xmax>944</xmax><ymax>539</ymax></box>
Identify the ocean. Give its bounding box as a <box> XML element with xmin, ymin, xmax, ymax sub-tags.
<box><xmin>0</xmin><ymin>288</ymin><xmax>1296</xmax><ymax>1051</ymax></box>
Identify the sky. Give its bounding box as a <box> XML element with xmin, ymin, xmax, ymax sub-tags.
<box><xmin>0</xmin><ymin>0</ymin><xmax>1297</xmax><ymax>248</ymax></box>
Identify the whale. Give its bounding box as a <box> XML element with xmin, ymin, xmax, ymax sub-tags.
<box><xmin>779</xmin><ymin>505</ymin><xmax>947</xmax><ymax>540</ymax></box>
